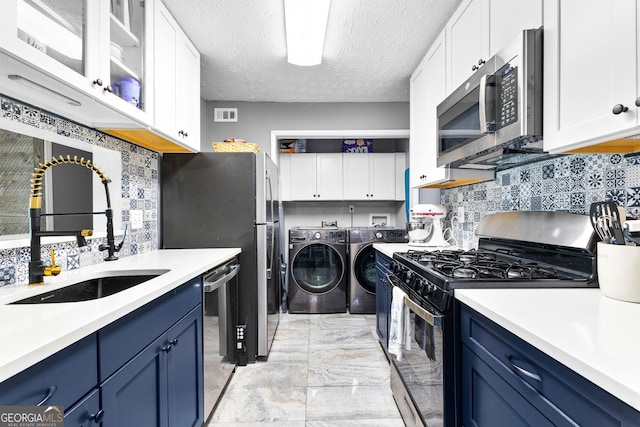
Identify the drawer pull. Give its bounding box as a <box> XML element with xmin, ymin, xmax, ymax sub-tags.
<box><xmin>508</xmin><ymin>356</ymin><xmax>542</xmax><ymax>382</ymax></box>
<box><xmin>36</xmin><ymin>385</ymin><xmax>58</xmax><ymax>406</ymax></box>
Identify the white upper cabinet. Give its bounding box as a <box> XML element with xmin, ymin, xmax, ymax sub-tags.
<box><xmin>343</xmin><ymin>153</ymin><xmax>396</xmax><ymax>201</ymax></box>
<box><xmin>445</xmin><ymin>0</ymin><xmax>542</xmax><ymax>94</ymax></box>
<box><xmin>0</xmin><ymin>0</ymin><xmax>150</xmax><ymax>126</ymax></box>
<box><xmin>543</xmin><ymin>0</ymin><xmax>640</xmax><ymax>153</ymax></box>
<box><xmin>153</xmin><ymin>0</ymin><xmax>201</xmax><ymax>151</ymax></box>
<box><xmin>289</xmin><ymin>153</ymin><xmax>343</xmax><ymax>201</ymax></box>
<box><xmin>446</xmin><ymin>0</ymin><xmax>488</xmax><ymax>93</ymax></box>
<box><xmin>487</xmin><ymin>0</ymin><xmax>542</xmax><ymax>58</ymax></box>
<box><xmin>411</xmin><ymin>33</ymin><xmax>446</xmax><ymax>189</ymax></box>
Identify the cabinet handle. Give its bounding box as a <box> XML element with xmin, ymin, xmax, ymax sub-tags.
<box><xmin>170</xmin><ymin>338</ymin><xmax>179</xmax><ymax>347</ymax></box>
<box><xmin>162</xmin><ymin>343</ymin><xmax>173</xmax><ymax>352</ymax></box>
<box><xmin>92</xmin><ymin>78</ymin><xmax>103</xmax><ymax>87</ymax></box>
<box><xmin>636</xmin><ymin>97</ymin><xmax>640</xmax><ymax>107</ymax></box>
<box><xmin>90</xmin><ymin>409</ymin><xmax>105</xmax><ymax>423</ymax></box>
<box><xmin>36</xmin><ymin>385</ymin><xmax>58</xmax><ymax>406</ymax></box>
<box><xmin>507</xmin><ymin>356</ymin><xmax>542</xmax><ymax>382</ymax></box>
<box><xmin>104</xmin><ymin>86</ymin><xmax>113</xmax><ymax>93</ymax></box>
<box><xmin>612</xmin><ymin>104</ymin><xmax>629</xmax><ymax>115</ymax></box>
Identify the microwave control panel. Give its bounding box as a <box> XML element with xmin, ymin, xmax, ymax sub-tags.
<box><xmin>496</xmin><ymin>65</ymin><xmax>518</xmax><ymax>129</ymax></box>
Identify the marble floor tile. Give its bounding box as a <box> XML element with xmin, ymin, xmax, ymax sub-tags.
<box><xmin>306</xmin><ymin>385</ymin><xmax>399</xmax><ymax>421</ymax></box>
<box><xmin>307</xmin><ymin>360</ymin><xmax>390</xmax><ymax>386</ymax></box>
<box><xmin>210</xmin><ymin>386</ymin><xmax>306</xmax><ymax>423</ymax></box>
<box><xmin>308</xmin><ymin>342</ymin><xmax>387</xmax><ymax>364</ymax></box>
<box><xmin>228</xmin><ymin>362</ymin><xmax>308</xmax><ymax>388</ymax></box>
<box><xmin>306</xmin><ymin>419</ymin><xmax>405</xmax><ymax>426</ymax></box>
<box><xmin>209</xmin><ymin>314</ymin><xmax>403</xmax><ymax>425</ymax></box>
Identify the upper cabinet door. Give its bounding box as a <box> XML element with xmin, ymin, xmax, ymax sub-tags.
<box><xmin>153</xmin><ymin>0</ymin><xmax>201</xmax><ymax>151</ymax></box>
<box><xmin>487</xmin><ymin>0</ymin><xmax>542</xmax><ymax>57</ymax></box>
<box><xmin>543</xmin><ymin>0</ymin><xmax>638</xmax><ymax>153</ymax></box>
<box><xmin>0</xmin><ymin>0</ymin><xmax>150</xmax><ymax>125</ymax></box>
<box><xmin>446</xmin><ymin>0</ymin><xmax>489</xmax><ymax>93</ymax></box>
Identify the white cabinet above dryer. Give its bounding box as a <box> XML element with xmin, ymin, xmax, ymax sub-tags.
<box><xmin>288</xmin><ymin>153</ymin><xmax>343</xmax><ymax>201</ymax></box>
<box><xmin>343</xmin><ymin>153</ymin><xmax>396</xmax><ymax>201</ymax></box>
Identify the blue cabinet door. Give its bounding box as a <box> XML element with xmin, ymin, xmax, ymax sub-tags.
<box><xmin>167</xmin><ymin>306</ymin><xmax>204</xmax><ymax>427</ymax></box>
<box><xmin>461</xmin><ymin>345</ymin><xmax>553</xmax><ymax>427</ymax></box>
<box><xmin>64</xmin><ymin>388</ymin><xmax>101</xmax><ymax>427</ymax></box>
<box><xmin>100</xmin><ymin>334</ymin><xmax>168</xmax><ymax>427</ymax></box>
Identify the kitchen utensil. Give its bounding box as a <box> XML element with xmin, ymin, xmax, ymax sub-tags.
<box><xmin>590</xmin><ymin>202</ymin><xmax>625</xmax><ymax>245</ymax></box>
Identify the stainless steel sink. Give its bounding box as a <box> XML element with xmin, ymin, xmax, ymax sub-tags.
<box><xmin>11</xmin><ymin>270</ymin><xmax>170</xmax><ymax>304</ymax></box>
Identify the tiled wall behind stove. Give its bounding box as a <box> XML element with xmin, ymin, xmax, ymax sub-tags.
<box><xmin>442</xmin><ymin>153</ymin><xmax>640</xmax><ymax>250</ymax></box>
<box><xmin>0</xmin><ymin>96</ymin><xmax>159</xmax><ymax>286</ymax></box>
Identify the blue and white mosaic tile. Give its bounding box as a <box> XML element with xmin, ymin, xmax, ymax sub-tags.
<box><xmin>0</xmin><ymin>95</ymin><xmax>160</xmax><ymax>286</ymax></box>
<box><xmin>442</xmin><ymin>154</ymin><xmax>640</xmax><ymax>249</ymax></box>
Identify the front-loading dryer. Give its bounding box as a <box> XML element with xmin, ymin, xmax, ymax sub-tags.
<box><xmin>288</xmin><ymin>227</ymin><xmax>347</xmax><ymax>314</ymax></box>
<box><xmin>348</xmin><ymin>227</ymin><xmax>407</xmax><ymax>314</ymax></box>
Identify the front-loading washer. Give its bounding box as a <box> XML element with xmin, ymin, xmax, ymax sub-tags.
<box><xmin>348</xmin><ymin>227</ymin><xmax>407</xmax><ymax>314</ymax></box>
<box><xmin>288</xmin><ymin>227</ymin><xmax>347</xmax><ymax>314</ymax></box>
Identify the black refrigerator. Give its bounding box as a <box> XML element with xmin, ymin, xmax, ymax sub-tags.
<box><xmin>161</xmin><ymin>152</ymin><xmax>281</xmax><ymax>363</ymax></box>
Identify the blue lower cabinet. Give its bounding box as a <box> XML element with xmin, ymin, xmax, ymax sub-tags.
<box><xmin>461</xmin><ymin>345</ymin><xmax>553</xmax><ymax>427</ymax></box>
<box><xmin>64</xmin><ymin>388</ymin><xmax>102</xmax><ymax>427</ymax></box>
<box><xmin>100</xmin><ymin>305</ymin><xmax>203</xmax><ymax>427</ymax></box>
<box><xmin>167</xmin><ymin>307</ymin><xmax>204</xmax><ymax>427</ymax></box>
<box><xmin>101</xmin><ymin>333</ymin><xmax>168</xmax><ymax>426</ymax></box>
<box><xmin>0</xmin><ymin>334</ymin><xmax>97</xmax><ymax>410</ymax></box>
<box><xmin>460</xmin><ymin>304</ymin><xmax>640</xmax><ymax>427</ymax></box>
<box><xmin>0</xmin><ymin>276</ymin><xmax>204</xmax><ymax>427</ymax></box>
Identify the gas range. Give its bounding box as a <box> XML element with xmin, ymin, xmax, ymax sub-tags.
<box><xmin>391</xmin><ymin>211</ymin><xmax>599</xmax><ymax>312</ymax></box>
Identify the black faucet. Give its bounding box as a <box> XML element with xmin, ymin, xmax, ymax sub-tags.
<box><xmin>28</xmin><ymin>155</ymin><xmax>124</xmax><ymax>285</ymax></box>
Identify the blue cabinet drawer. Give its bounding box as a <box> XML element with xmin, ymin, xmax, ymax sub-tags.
<box><xmin>98</xmin><ymin>276</ymin><xmax>202</xmax><ymax>381</ymax></box>
<box><xmin>0</xmin><ymin>334</ymin><xmax>97</xmax><ymax>410</ymax></box>
<box><xmin>460</xmin><ymin>305</ymin><xmax>639</xmax><ymax>426</ymax></box>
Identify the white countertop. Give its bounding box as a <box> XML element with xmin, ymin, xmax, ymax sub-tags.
<box><xmin>0</xmin><ymin>248</ymin><xmax>240</xmax><ymax>383</ymax></box>
<box><xmin>457</xmin><ymin>288</ymin><xmax>640</xmax><ymax>412</ymax></box>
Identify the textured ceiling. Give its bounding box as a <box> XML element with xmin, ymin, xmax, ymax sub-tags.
<box><xmin>161</xmin><ymin>0</ymin><xmax>463</xmax><ymax>103</ymax></box>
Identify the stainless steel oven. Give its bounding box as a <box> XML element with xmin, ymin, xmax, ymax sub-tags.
<box><xmin>386</xmin><ymin>276</ymin><xmax>445</xmax><ymax>427</ymax></box>
<box><xmin>385</xmin><ymin>211</ymin><xmax>598</xmax><ymax>427</ymax></box>
<box><xmin>202</xmin><ymin>256</ymin><xmax>240</xmax><ymax>423</ymax></box>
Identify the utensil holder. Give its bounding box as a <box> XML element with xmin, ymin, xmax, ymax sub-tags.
<box><xmin>597</xmin><ymin>242</ymin><xmax>640</xmax><ymax>303</ymax></box>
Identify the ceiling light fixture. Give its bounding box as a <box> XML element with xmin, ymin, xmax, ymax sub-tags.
<box><xmin>284</xmin><ymin>0</ymin><xmax>331</xmax><ymax>66</ymax></box>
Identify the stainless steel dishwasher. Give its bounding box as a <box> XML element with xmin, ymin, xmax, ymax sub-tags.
<box><xmin>202</xmin><ymin>256</ymin><xmax>240</xmax><ymax>423</ymax></box>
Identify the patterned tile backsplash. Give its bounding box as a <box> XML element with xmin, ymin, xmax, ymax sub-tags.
<box><xmin>442</xmin><ymin>153</ymin><xmax>640</xmax><ymax>250</ymax></box>
<box><xmin>0</xmin><ymin>95</ymin><xmax>159</xmax><ymax>286</ymax></box>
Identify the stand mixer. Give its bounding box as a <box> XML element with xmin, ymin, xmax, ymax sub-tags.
<box><xmin>407</xmin><ymin>204</ymin><xmax>450</xmax><ymax>247</ymax></box>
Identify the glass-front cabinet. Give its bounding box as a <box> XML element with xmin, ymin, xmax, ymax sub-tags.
<box><xmin>0</xmin><ymin>0</ymin><xmax>150</xmax><ymax>125</ymax></box>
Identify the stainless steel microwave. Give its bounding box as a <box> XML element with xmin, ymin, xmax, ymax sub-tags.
<box><xmin>437</xmin><ymin>28</ymin><xmax>546</xmax><ymax>170</ymax></box>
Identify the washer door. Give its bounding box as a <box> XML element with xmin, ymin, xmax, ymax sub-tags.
<box><xmin>354</xmin><ymin>244</ymin><xmax>377</xmax><ymax>294</ymax></box>
<box><xmin>292</xmin><ymin>243</ymin><xmax>344</xmax><ymax>294</ymax></box>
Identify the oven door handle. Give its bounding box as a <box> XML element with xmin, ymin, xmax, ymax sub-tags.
<box><xmin>403</xmin><ymin>294</ymin><xmax>443</xmax><ymax>328</ymax></box>
<box><xmin>386</xmin><ymin>274</ymin><xmax>443</xmax><ymax>328</ymax></box>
